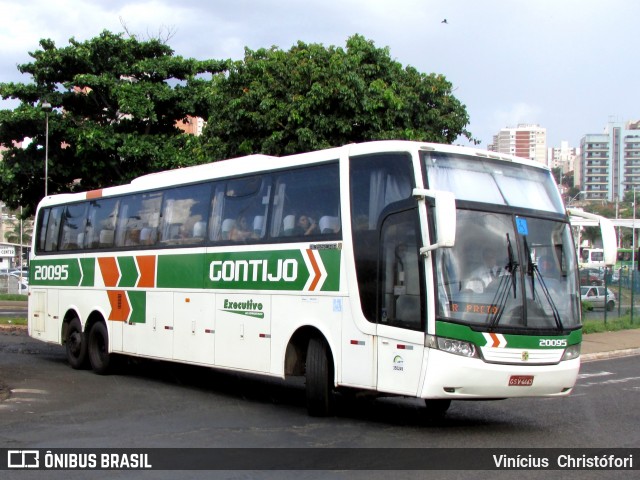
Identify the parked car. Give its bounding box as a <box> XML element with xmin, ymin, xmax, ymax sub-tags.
<box><xmin>579</xmin><ymin>268</ymin><xmax>604</xmax><ymax>286</ymax></box>
<box><xmin>0</xmin><ymin>272</ymin><xmax>28</xmax><ymax>294</ymax></box>
<box><xmin>580</xmin><ymin>286</ymin><xmax>616</xmax><ymax>311</ymax></box>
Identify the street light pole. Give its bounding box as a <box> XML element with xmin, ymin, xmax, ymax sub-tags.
<box><xmin>41</xmin><ymin>101</ymin><xmax>52</xmax><ymax>197</ymax></box>
<box><xmin>633</xmin><ymin>188</ymin><xmax>636</xmax><ymax>324</ymax></box>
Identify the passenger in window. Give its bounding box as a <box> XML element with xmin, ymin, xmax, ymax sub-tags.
<box><xmin>229</xmin><ymin>215</ymin><xmax>255</xmax><ymax>241</ymax></box>
<box><xmin>297</xmin><ymin>215</ymin><xmax>319</xmax><ymax>236</ymax></box>
<box><xmin>464</xmin><ymin>247</ymin><xmax>504</xmax><ymax>293</ymax></box>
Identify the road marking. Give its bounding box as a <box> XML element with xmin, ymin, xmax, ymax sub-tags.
<box><xmin>579</xmin><ymin>376</ymin><xmax>640</xmax><ymax>388</ymax></box>
<box><xmin>577</xmin><ymin>371</ymin><xmax>613</xmax><ymax>379</ymax></box>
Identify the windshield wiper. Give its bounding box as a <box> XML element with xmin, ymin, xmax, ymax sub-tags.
<box><xmin>488</xmin><ymin>234</ymin><xmax>519</xmax><ymax>329</ymax></box>
<box><xmin>531</xmin><ymin>263</ymin><xmax>563</xmax><ymax>330</ymax></box>
<box><xmin>506</xmin><ymin>233</ymin><xmax>518</xmax><ymax>298</ymax></box>
<box><xmin>523</xmin><ymin>237</ymin><xmax>563</xmax><ymax>331</ymax></box>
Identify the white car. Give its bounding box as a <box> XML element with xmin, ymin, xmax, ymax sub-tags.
<box><xmin>580</xmin><ymin>286</ymin><xmax>616</xmax><ymax>311</ymax></box>
<box><xmin>0</xmin><ymin>272</ymin><xmax>28</xmax><ymax>294</ymax></box>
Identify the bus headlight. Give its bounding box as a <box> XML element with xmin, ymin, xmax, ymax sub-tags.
<box><xmin>436</xmin><ymin>337</ymin><xmax>478</xmax><ymax>358</ymax></box>
<box><xmin>561</xmin><ymin>343</ymin><xmax>581</xmax><ymax>361</ymax></box>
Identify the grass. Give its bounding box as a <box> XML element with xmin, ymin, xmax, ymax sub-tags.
<box><xmin>0</xmin><ymin>294</ymin><xmax>27</xmax><ymax>301</ymax></box>
<box><xmin>0</xmin><ymin>317</ymin><xmax>26</xmax><ymax>326</ymax></box>
<box><xmin>0</xmin><ymin>294</ymin><xmax>27</xmax><ymax>326</ymax></box>
<box><xmin>582</xmin><ymin>316</ymin><xmax>640</xmax><ymax>334</ymax></box>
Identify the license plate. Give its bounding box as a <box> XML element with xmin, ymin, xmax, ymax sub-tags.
<box><xmin>509</xmin><ymin>375</ymin><xmax>534</xmax><ymax>386</ymax></box>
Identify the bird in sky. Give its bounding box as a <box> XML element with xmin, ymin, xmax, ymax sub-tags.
<box><xmin>441</xmin><ymin>19</ymin><xmax>448</xmax><ymax>24</ymax></box>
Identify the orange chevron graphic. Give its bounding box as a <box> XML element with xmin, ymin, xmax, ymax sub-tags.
<box><xmin>136</xmin><ymin>255</ymin><xmax>156</xmax><ymax>288</ymax></box>
<box><xmin>98</xmin><ymin>257</ymin><xmax>120</xmax><ymax>287</ymax></box>
<box><xmin>306</xmin><ymin>249</ymin><xmax>321</xmax><ymax>291</ymax></box>
<box><xmin>106</xmin><ymin>290</ymin><xmax>130</xmax><ymax>322</ymax></box>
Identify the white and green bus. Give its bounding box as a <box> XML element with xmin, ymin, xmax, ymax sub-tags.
<box><xmin>28</xmin><ymin>140</ymin><xmax>616</xmax><ymax>417</ymax></box>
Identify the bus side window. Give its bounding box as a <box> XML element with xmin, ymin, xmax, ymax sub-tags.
<box><xmin>86</xmin><ymin>198</ymin><xmax>119</xmax><ymax>249</ymax></box>
<box><xmin>60</xmin><ymin>203</ymin><xmax>88</xmax><ymax>251</ymax></box>
<box><xmin>221</xmin><ymin>175</ymin><xmax>271</xmax><ymax>243</ymax></box>
<box><xmin>271</xmin><ymin>163</ymin><xmax>340</xmax><ymax>239</ymax></box>
<box><xmin>159</xmin><ymin>183</ymin><xmax>212</xmax><ymax>245</ymax></box>
<box><xmin>36</xmin><ymin>208</ymin><xmax>51</xmax><ymax>252</ymax></box>
<box><xmin>380</xmin><ymin>209</ymin><xmax>423</xmax><ymax>331</ymax></box>
<box><xmin>44</xmin><ymin>206</ymin><xmax>64</xmax><ymax>252</ymax></box>
<box><xmin>115</xmin><ymin>192</ymin><xmax>162</xmax><ymax>248</ymax></box>
<box><xmin>350</xmin><ymin>152</ymin><xmax>414</xmax><ymax>322</ymax></box>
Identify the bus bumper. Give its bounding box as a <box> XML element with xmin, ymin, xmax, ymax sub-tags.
<box><xmin>420</xmin><ymin>349</ymin><xmax>580</xmax><ymax>399</ymax></box>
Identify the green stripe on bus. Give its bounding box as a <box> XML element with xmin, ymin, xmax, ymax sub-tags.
<box><xmin>128</xmin><ymin>291</ymin><xmax>146</xmax><ymax>324</ymax></box>
<box><xmin>79</xmin><ymin>258</ymin><xmax>95</xmax><ymax>287</ymax></box>
<box><xmin>117</xmin><ymin>256</ymin><xmax>138</xmax><ymax>288</ymax></box>
<box><xmin>156</xmin><ymin>254</ymin><xmax>205</xmax><ymax>289</ymax></box>
<box><xmin>435</xmin><ymin>321</ymin><xmax>581</xmax><ymax>348</ymax></box>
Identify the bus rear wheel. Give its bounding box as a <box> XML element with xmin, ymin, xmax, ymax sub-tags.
<box><xmin>305</xmin><ymin>337</ymin><xmax>334</xmax><ymax>417</ymax></box>
<box><xmin>65</xmin><ymin>317</ymin><xmax>88</xmax><ymax>369</ymax></box>
<box><xmin>88</xmin><ymin>322</ymin><xmax>111</xmax><ymax>375</ymax></box>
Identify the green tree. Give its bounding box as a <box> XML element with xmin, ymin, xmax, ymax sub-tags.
<box><xmin>0</xmin><ymin>30</ymin><xmax>226</xmax><ymax>215</ymax></box>
<box><xmin>203</xmin><ymin>34</ymin><xmax>474</xmax><ymax>158</ymax></box>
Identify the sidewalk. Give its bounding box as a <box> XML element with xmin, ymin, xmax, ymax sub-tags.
<box><xmin>581</xmin><ymin>329</ymin><xmax>640</xmax><ymax>362</ymax></box>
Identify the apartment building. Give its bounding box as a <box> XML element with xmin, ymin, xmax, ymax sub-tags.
<box><xmin>580</xmin><ymin>120</ymin><xmax>640</xmax><ymax>202</ymax></box>
<box><xmin>488</xmin><ymin>124</ymin><xmax>547</xmax><ymax>164</ymax></box>
<box><xmin>548</xmin><ymin>141</ymin><xmax>580</xmax><ymax>173</ymax></box>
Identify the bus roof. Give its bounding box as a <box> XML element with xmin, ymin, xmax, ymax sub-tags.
<box><xmin>37</xmin><ymin>140</ymin><xmax>550</xmax><ymax>207</ymax></box>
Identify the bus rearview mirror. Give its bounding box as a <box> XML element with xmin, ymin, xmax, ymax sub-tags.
<box><xmin>413</xmin><ymin>188</ymin><xmax>456</xmax><ymax>255</ymax></box>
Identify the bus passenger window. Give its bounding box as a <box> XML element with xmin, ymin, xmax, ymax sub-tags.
<box><xmin>86</xmin><ymin>198</ymin><xmax>119</xmax><ymax>249</ymax></box>
<box><xmin>60</xmin><ymin>203</ymin><xmax>88</xmax><ymax>250</ymax></box>
<box><xmin>221</xmin><ymin>175</ymin><xmax>271</xmax><ymax>243</ymax></box>
<box><xmin>41</xmin><ymin>206</ymin><xmax>64</xmax><ymax>252</ymax></box>
<box><xmin>159</xmin><ymin>183</ymin><xmax>212</xmax><ymax>246</ymax></box>
<box><xmin>271</xmin><ymin>163</ymin><xmax>339</xmax><ymax>239</ymax></box>
<box><xmin>115</xmin><ymin>192</ymin><xmax>162</xmax><ymax>248</ymax></box>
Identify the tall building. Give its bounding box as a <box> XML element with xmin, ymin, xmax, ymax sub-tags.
<box><xmin>580</xmin><ymin>120</ymin><xmax>640</xmax><ymax>202</ymax></box>
<box><xmin>548</xmin><ymin>141</ymin><xmax>580</xmax><ymax>173</ymax></box>
<box><xmin>488</xmin><ymin>124</ymin><xmax>547</xmax><ymax>164</ymax></box>
<box><xmin>176</xmin><ymin>116</ymin><xmax>205</xmax><ymax>136</ymax></box>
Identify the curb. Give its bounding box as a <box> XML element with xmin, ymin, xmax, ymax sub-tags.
<box><xmin>581</xmin><ymin>348</ymin><xmax>640</xmax><ymax>363</ymax></box>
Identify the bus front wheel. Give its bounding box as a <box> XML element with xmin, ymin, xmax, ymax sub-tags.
<box><xmin>425</xmin><ymin>399</ymin><xmax>451</xmax><ymax>419</ymax></box>
<box><xmin>305</xmin><ymin>337</ymin><xmax>334</xmax><ymax>417</ymax></box>
<box><xmin>65</xmin><ymin>317</ymin><xmax>87</xmax><ymax>369</ymax></box>
<box><xmin>88</xmin><ymin>322</ymin><xmax>111</xmax><ymax>375</ymax></box>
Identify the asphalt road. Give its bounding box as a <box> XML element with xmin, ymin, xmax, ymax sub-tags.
<box><xmin>1</xmin><ymin>329</ymin><xmax>638</xmax><ymax>480</ymax></box>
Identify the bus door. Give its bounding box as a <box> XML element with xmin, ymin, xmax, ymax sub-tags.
<box><xmin>376</xmin><ymin>208</ymin><xmax>425</xmax><ymax>396</ymax></box>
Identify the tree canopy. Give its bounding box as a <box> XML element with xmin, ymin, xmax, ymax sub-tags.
<box><xmin>0</xmin><ymin>30</ymin><xmax>225</xmax><ymax>215</ymax></box>
<box><xmin>0</xmin><ymin>32</ymin><xmax>473</xmax><ymax>216</ymax></box>
<box><xmin>203</xmin><ymin>34</ymin><xmax>473</xmax><ymax>158</ymax></box>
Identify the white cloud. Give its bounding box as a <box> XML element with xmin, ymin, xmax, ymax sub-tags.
<box><xmin>492</xmin><ymin>103</ymin><xmax>544</xmax><ymax>132</ymax></box>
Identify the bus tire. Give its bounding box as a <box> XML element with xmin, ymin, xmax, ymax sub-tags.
<box><xmin>306</xmin><ymin>337</ymin><xmax>334</xmax><ymax>417</ymax></box>
<box><xmin>425</xmin><ymin>399</ymin><xmax>451</xmax><ymax>419</ymax></box>
<box><xmin>65</xmin><ymin>317</ymin><xmax>88</xmax><ymax>369</ymax></box>
<box><xmin>88</xmin><ymin>321</ymin><xmax>111</xmax><ymax>375</ymax></box>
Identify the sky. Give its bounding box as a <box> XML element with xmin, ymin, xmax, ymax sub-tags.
<box><xmin>1</xmin><ymin>0</ymin><xmax>638</xmax><ymax>149</ymax></box>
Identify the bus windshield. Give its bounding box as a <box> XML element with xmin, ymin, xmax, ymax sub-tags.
<box><xmin>434</xmin><ymin>210</ymin><xmax>580</xmax><ymax>332</ymax></box>
<box><xmin>422</xmin><ymin>151</ymin><xmax>565</xmax><ymax>213</ymax></box>
<box><xmin>422</xmin><ymin>153</ymin><xmax>580</xmax><ymax>332</ymax></box>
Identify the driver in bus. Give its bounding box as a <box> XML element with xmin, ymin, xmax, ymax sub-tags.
<box><xmin>464</xmin><ymin>247</ymin><xmax>505</xmax><ymax>293</ymax></box>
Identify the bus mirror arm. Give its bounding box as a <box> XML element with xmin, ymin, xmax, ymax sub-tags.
<box><xmin>413</xmin><ymin>188</ymin><xmax>456</xmax><ymax>256</ymax></box>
